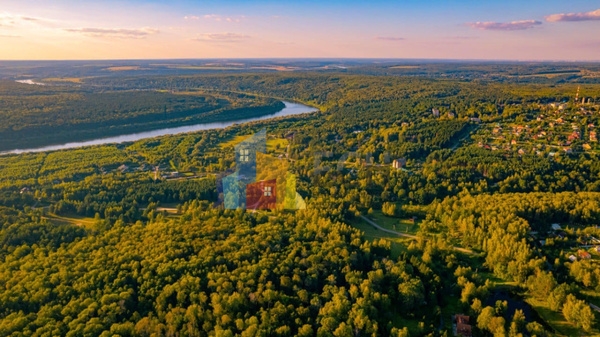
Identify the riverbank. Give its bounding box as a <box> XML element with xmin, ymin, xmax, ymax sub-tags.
<box><xmin>1</xmin><ymin>101</ymin><xmax>318</xmax><ymax>155</ymax></box>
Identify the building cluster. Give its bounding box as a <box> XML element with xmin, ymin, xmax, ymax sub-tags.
<box><xmin>476</xmin><ymin>100</ymin><xmax>599</xmax><ymax>156</ymax></box>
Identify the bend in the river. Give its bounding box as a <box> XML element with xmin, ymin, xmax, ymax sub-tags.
<box><xmin>1</xmin><ymin>101</ymin><xmax>317</xmax><ymax>155</ymax></box>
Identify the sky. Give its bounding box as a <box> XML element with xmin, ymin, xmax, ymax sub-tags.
<box><xmin>0</xmin><ymin>0</ymin><xmax>599</xmax><ymax>61</ymax></box>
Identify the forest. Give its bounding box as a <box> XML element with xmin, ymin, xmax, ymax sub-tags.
<box><xmin>0</xmin><ymin>81</ymin><xmax>284</xmax><ymax>151</ymax></box>
<box><xmin>1</xmin><ymin>68</ymin><xmax>600</xmax><ymax>336</ymax></box>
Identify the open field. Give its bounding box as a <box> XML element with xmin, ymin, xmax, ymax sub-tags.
<box><xmin>526</xmin><ymin>298</ymin><xmax>584</xmax><ymax>337</ymax></box>
<box><xmin>43</xmin><ymin>213</ymin><xmax>97</xmax><ymax>228</ymax></box>
<box><xmin>105</xmin><ymin>66</ymin><xmax>142</xmax><ymax>71</ymax></box>
<box><xmin>42</xmin><ymin>77</ymin><xmax>84</xmax><ymax>83</ymax></box>
<box><xmin>367</xmin><ymin>209</ymin><xmax>420</xmax><ymax>234</ymax></box>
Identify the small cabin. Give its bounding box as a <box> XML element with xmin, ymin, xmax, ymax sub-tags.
<box><xmin>392</xmin><ymin>158</ymin><xmax>407</xmax><ymax>169</ymax></box>
<box><xmin>578</xmin><ymin>250</ymin><xmax>592</xmax><ymax>260</ymax></box>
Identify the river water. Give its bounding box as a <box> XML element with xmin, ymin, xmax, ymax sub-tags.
<box><xmin>2</xmin><ymin>101</ymin><xmax>317</xmax><ymax>155</ymax></box>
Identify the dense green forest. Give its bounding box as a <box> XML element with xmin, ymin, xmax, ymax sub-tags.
<box><xmin>1</xmin><ymin>68</ymin><xmax>600</xmax><ymax>336</ymax></box>
<box><xmin>0</xmin><ymin>81</ymin><xmax>284</xmax><ymax>151</ymax></box>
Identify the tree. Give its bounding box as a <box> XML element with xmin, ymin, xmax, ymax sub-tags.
<box><xmin>461</xmin><ymin>282</ymin><xmax>477</xmax><ymax>304</ymax></box>
<box><xmin>471</xmin><ymin>298</ymin><xmax>483</xmax><ymax>314</ymax></box>
<box><xmin>382</xmin><ymin>202</ymin><xmax>397</xmax><ymax>217</ymax></box>
<box><xmin>477</xmin><ymin>306</ymin><xmax>496</xmax><ymax>331</ymax></box>
<box><xmin>526</xmin><ymin>270</ymin><xmax>556</xmax><ymax>300</ymax></box>
<box><xmin>562</xmin><ymin>294</ymin><xmax>595</xmax><ymax>332</ymax></box>
<box><xmin>547</xmin><ymin>283</ymin><xmax>569</xmax><ymax>311</ymax></box>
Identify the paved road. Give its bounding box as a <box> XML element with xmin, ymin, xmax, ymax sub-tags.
<box><xmin>359</xmin><ymin>215</ymin><xmax>474</xmax><ymax>254</ymax></box>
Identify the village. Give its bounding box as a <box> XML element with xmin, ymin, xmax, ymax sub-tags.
<box><xmin>471</xmin><ymin>93</ymin><xmax>599</xmax><ymax>157</ymax></box>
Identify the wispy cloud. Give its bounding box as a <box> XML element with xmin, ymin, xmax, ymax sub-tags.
<box><xmin>447</xmin><ymin>36</ymin><xmax>478</xmax><ymax>40</ymax></box>
<box><xmin>546</xmin><ymin>9</ymin><xmax>600</xmax><ymax>22</ymax></box>
<box><xmin>202</xmin><ymin>14</ymin><xmax>244</xmax><ymax>23</ymax></box>
<box><xmin>467</xmin><ymin>20</ymin><xmax>542</xmax><ymax>31</ymax></box>
<box><xmin>184</xmin><ymin>15</ymin><xmax>200</xmax><ymax>20</ymax></box>
<box><xmin>0</xmin><ymin>34</ymin><xmax>20</xmax><ymax>38</ymax></box>
<box><xmin>193</xmin><ymin>32</ymin><xmax>250</xmax><ymax>42</ymax></box>
<box><xmin>375</xmin><ymin>36</ymin><xmax>405</xmax><ymax>41</ymax></box>
<box><xmin>64</xmin><ymin>27</ymin><xmax>159</xmax><ymax>39</ymax></box>
<box><xmin>0</xmin><ymin>13</ymin><xmax>58</xmax><ymax>27</ymax></box>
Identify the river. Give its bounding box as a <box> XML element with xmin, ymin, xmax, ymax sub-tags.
<box><xmin>1</xmin><ymin>101</ymin><xmax>317</xmax><ymax>155</ymax></box>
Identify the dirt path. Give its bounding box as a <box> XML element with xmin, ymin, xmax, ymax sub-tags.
<box><xmin>359</xmin><ymin>215</ymin><xmax>474</xmax><ymax>254</ymax></box>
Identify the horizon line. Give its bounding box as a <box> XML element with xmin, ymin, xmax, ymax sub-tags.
<box><xmin>1</xmin><ymin>57</ymin><xmax>600</xmax><ymax>63</ymax></box>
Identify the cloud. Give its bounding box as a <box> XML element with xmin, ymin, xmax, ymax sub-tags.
<box><xmin>0</xmin><ymin>14</ymin><xmax>19</xmax><ymax>26</ymax></box>
<box><xmin>447</xmin><ymin>36</ymin><xmax>478</xmax><ymax>40</ymax></box>
<box><xmin>467</xmin><ymin>20</ymin><xmax>542</xmax><ymax>31</ymax></box>
<box><xmin>193</xmin><ymin>32</ymin><xmax>250</xmax><ymax>42</ymax></box>
<box><xmin>202</xmin><ymin>14</ymin><xmax>244</xmax><ymax>23</ymax></box>
<box><xmin>20</xmin><ymin>16</ymin><xmax>41</xmax><ymax>22</ymax></box>
<box><xmin>375</xmin><ymin>36</ymin><xmax>405</xmax><ymax>41</ymax></box>
<box><xmin>64</xmin><ymin>27</ymin><xmax>159</xmax><ymax>39</ymax></box>
<box><xmin>0</xmin><ymin>13</ymin><xmax>60</xmax><ymax>28</ymax></box>
<box><xmin>0</xmin><ymin>34</ymin><xmax>20</xmax><ymax>38</ymax></box>
<box><xmin>546</xmin><ymin>9</ymin><xmax>600</xmax><ymax>22</ymax></box>
<box><xmin>184</xmin><ymin>15</ymin><xmax>200</xmax><ymax>20</ymax></box>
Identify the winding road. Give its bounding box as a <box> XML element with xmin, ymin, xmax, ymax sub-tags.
<box><xmin>358</xmin><ymin>215</ymin><xmax>474</xmax><ymax>254</ymax></box>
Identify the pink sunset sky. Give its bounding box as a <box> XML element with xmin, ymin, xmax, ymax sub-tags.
<box><xmin>0</xmin><ymin>0</ymin><xmax>599</xmax><ymax>60</ymax></box>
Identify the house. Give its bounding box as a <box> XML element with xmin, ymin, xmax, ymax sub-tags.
<box><xmin>246</xmin><ymin>179</ymin><xmax>277</xmax><ymax>210</ymax></box>
<box><xmin>511</xmin><ymin>139</ymin><xmax>517</xmax><ymax>145</ymax></box>
<box><xmin>578</xmin><ymin>250</ymin><xmax>592</xmax><ymax>260</ymax></box>
<box><xmin>432</xmin><ymin>108</ymin><xmax>440</xmax><ymax>117</ymax></box>
<box><xmin>392</xmin><ymin>158</ymin><xmax>407</xmax><ymax>169</ymax></box>
<box><xmin>518</xmin><ymin>148</ymin><xmax>525</xmax><ymax>155</ymax></box>
<box><xmin>568</xmin><ymin>131</ymin><xmax>580</xmax><ymax>142</ymax></box>
<box><xmin>595</xmin><ymin>246</ymin><xmax>600</xmax><ymax>253</ymax></box>
<box><xmin>590</xmin><ymin>131</ymin><xmax>597</xmax><ymax>142</ymax></box>
<box><xmin>447</xmin><ymin>112</ymin><xmax>455</xmax><ymax>119</ymax></box>
<box><xmin>20</xmin><ymin>187</ymin><xmax>30</xmax><ymax>194</ymax></box>
<box><xmin>578</xmin><ymin>250</ymin><xmax>591</xmax><ymax>259</ymax></box>
<box><xmin>569</xmin><ymin>255</ymin><xmax>577</xmax><ymax>262</ymax></box>
<box><xmin>470</xmin><ymin>117</ymin><xmax>481</xmax><ymax>123</ymax></box>
<box><xmin>117</xmin><ymin>164</ymin><xmax>129</xmax><ymax>173</ymax></box>
<box><xmin>551</xmin><ymin>223</ymin><xmax>562</xmax><ymax>231</ymax></box>
<box><xmin>453</xmin><ymin>314</ymin><xmax>472</xmax><ymax>337</ymax></box>
<box><xmin>583</xmin><ymin>143</ymin><xmax>592</xmax><ymax>151</ymax></box>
